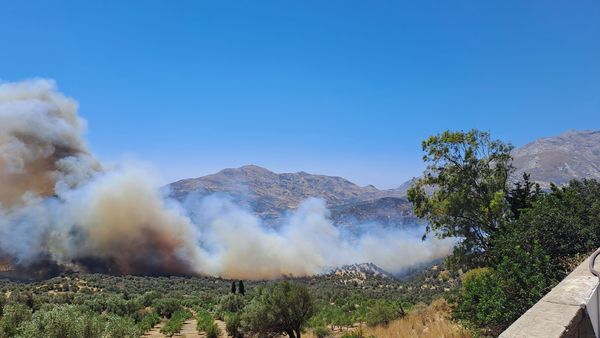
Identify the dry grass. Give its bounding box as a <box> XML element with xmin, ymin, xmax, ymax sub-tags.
<box><xmin>305</xmin><ymin>299</ymin><xmax>470</xmax><ymax>338</ymax></box>
<box><xmin>362</xmin><ymin>299</ymin><xmax>470</xmax><ymax>338</ymax></box>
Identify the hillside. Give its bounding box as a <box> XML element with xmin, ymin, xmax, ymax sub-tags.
<box><xmin>168</xmin><ymin>164</ymin><xmax>408</xmax><ymax>223</ymax></box>
<box><xmin>512</xmin><ymin>130</ymin><xmax>600</xmax><ymax>188</ymax></box>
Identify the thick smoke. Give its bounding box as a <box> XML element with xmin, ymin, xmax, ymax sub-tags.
<box><xmin>0</xmin><ymin>79</ymin><xmax>453</xmax><ymax>279</ymax></box>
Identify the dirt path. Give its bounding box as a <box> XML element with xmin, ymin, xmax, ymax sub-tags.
<box><xmin>141</xmin><ymin>320</ymin><xmax>164</xmax><ymax>338</ymax></box>
<box><xmin>215</xmin><ymin>320</ymin><xmax>227</xmax><ymax>337</ymax></box>
<box><xmin>173</xmin><ymin>316</ymin><xmax>201</xmax><ymax>338</ymax></box>
<box><xmin>141</xmin><ymin>314</ymin><xmax>225</xmax><ymax>338</ymax></box>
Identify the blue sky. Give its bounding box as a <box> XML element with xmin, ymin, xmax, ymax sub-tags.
<box><xmin>1</xmin><ymin>1</ymin><xmax>599</xmax><ymax>188</ymax></box>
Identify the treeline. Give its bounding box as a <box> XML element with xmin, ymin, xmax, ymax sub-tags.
<box><xmin>408</xmin><ymin>129</ymin><xmax>600</xmax><ymax>336</ymax></box>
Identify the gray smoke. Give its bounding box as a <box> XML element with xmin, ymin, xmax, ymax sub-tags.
<box><xmin>0</xmin><ymin>79</ymin><xmax>453</xmax><ymax>279</ymax></box>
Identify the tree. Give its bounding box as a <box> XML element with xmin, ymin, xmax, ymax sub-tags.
<box><xmin>17</xmin><ymin>304</ymin><xmax>104</xmax><ymax>338</ymax></box>
<box><xmin>506</xmin><ymin>173</ymin><xmax>541</xmax><ymax>220</ymax></box>
<box><xmin>241</xmin><ymin>281</ymin><xmax>315</xmax><ymax>338</ymax></box>
<box><xmin>455</xmin><ymin>242</ymin><xmax>552</xmax><ymax>336</ymax></box>
<box><xmin>365</xmin><ymin>301</ymin><xmax>397</xmax><ymax>326</ymax></box>
<box><xmin>238</xmin><ymin>280</ymin><xmax>245</xmax><ymax>296</ymax></box>
<box><xmin>506</xmin><ymin>179</ymin><xmax>600</xmax><ymax>276</ymax></box>
<box><xmin>0</xmin><ymin>303</ymin><xmax>31</xmax><ymax>337</ymax></box>
<box><xmin>231</xmin><ymin>281</ymin><xmax>237</xmax><ymax>294</ymax></box>
<box><xmin>407</xmin><ymin>129</ymin><xmax>514</xmax><ymax>269</ymax></box>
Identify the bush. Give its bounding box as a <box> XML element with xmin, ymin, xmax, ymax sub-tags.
<box><xmin>103</xmin><ymin>315</ymin><xmax>138</xmax><ymax>338</ymax></box>
<box><xmin>0</xmin><ymin>303</ymin><xmax>31</xmax><ymax>337</ymax></box>
<box><xmin>313</xmin><ymin>326</ymin><xmax>332</xmax><ymax>338</ymax></box>
<box><xmin>153</xmin><ymin>298</ymin><xmax>181</xmax><ymax>319</ymax></box>
<box><xmin>196</xmin><ymin>309</ymin><xmax>221</xmax><ymax>338</ymax></box>
<box><xmin>224</xmin><ymin>312</ymin><xmax>242</xmax><ymax>337</ymax></box>
<box><xmin>241</xmin><ymin>281</ymin><xmax>315</xmax><ymax>338</ymax></box>
<box><xmin>18</xmin><ymin>304</ymin><xmax>104</xmax><ymax>338</ymax></box>
<box><xmin>365</xmin><ymin>301</ymin><xmax>397</xmax><ymax>326</ymax></box>
<box><xmin>137</xmin><ymin>312</ymin><xmax>160</xmax><ymax>334</ymax></box>
<box><xmin>160</xmin><ymin>309</ymin><xmax>192</xmax><ymax>336</ymax></box>
<box><xmin>218</xmin><ymin>293</ymin><xmax>245</xmax><ymax>313</ymax></box>
<box><xmin>455</xmin><ymin>243</ymin><xmax>552</xmax><ymax>335</ymax></box>
<box><xmin>205</xmin><ymin>323</ymin><xmax>221</xmax><ymax>338</ymax></box>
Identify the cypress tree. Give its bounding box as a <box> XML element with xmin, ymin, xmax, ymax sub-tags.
<box><xmin>231</xmin><ymin>281</ymin><xmax>236</xmax><ymax>294</ymax></box>
<box><xmin>238</xmin><ymin>280</ymin><xmax>245</xmax><ymax>296</ymax></box>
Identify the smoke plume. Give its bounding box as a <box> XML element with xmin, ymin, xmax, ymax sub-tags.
<box><xmin>0</xmin><ymin>79</ymin><xmax>453</xmax><ymax>279</ymax></box>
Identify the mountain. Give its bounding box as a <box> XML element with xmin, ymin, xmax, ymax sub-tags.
<box><xmin>167</xmin><ymin>130</ymin><xmax>600</xmax><ymax>225</ymax></box>
<box><xmin>330</xmin><ymin>197</ymin><xmax>419</xmax><ymax>227</ymax></box>
<box><xmin>512</xmin><ymin>130</ymin><xmax>600</xmax><ymax>188</ymax></box>
<box><xmin>328</xmin><ymin>263</ymin><xmax>396</xmax><ymax>280</ymax></box>
<box><xmin>168</xmin><ymin>165</ymin><xmax>409</xmax><ymax>224</ymax></box>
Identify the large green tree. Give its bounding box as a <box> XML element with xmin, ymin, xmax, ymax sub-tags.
<box><xmin>408</xmin><ymin>129</ymin><xmax>514</xmax><ymax>268</ymax></box>
<box><xmin>241</xmin><ymin>281</ymin><xmax>315</xmax><ymax>338</ymax></box>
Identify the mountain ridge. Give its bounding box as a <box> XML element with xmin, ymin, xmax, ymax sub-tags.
<box><xmin>168</xmin><ymin>129</ymin><xmax>600</xmax><ymax>224</ymax></box>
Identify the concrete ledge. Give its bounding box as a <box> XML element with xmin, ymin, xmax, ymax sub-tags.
<box><xmin>500</xmin><ymin>256</ymin><xmax>599</xmax><ymax>338</ymax></box>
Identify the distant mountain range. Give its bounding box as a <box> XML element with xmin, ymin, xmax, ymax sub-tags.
<box><xmin>168</xmin><ymin>129</ymin><xmax>600</xmax><ymax>225</ymax></box>
<box><xmin>512</xmin><ymin>130</ymin><xmax>600</xmax><ymax>188</ymax></box>
<box><xmin>168</xmin><ymin>164</ymin><xmax>411</xmax><ymax>225</ymax></box>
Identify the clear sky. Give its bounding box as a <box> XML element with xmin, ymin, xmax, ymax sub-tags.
<box><xmin>1</xmin><ymin>1</ymin><xmax>599</xmax><ymax>188</ymax></box>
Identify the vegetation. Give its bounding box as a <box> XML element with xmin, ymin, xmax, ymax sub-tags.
<box><xmin>408</xmin><ymin>129</ymin><xmax>514</xmax><ymax>270</ymax></box>
<box><xmin>241</xmin><ymin>281</ymin><xmax>315</xmax><ymax>338</ymax></box>
<box><xmin>160</xmin><ymin>309</ymin><xmax>192</xmax><ymax>336</ymax></box>
<box><xmin>196</xmin><ymin>309</ymin><xmax>220</xmax><ymax>338</ymax></box>
<box><xmin>410</xmin><ymin>129</ymin><xmax>600</xmax><ymax>336</ymax></box>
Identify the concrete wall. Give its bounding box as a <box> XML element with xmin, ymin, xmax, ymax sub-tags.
<box><xmin>500</xmin><ymin>255</ymin><xmax>599</xmax><ymax>338</ymax></box>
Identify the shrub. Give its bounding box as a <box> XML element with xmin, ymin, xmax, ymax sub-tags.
<box><xmin>103</xmin><ymin>315</ymin><xmax>138</xmax><ymax>338</ymax></box>
<box><xmin>455</xmin><ymin>244</ymin><xmax>552</xmax><ymax>335</ymax></box>
<box><xmin>313</xmin><ymin>326</ymin><xmax>332</xmax><ymax>338</ymax></box>
<box><xmin>153</xmin><ymin>298</ymin><xmax>181</xmax><ymax>319</ymax></box>
<box><xmin>160</xmin><ymin>309</ymin><xmax>192</xmax><ymax>337</ymax></box>
<box><xmin>0</xmin><ymin>303</ymin><xmax>31</xmax><ymax>337</ymax></box>
<box><xmin>224</xmin><ymin>312</ymin><xmax>242</xmax><ymax>337</ymax></box>
<box><xmin>18</xmin><ymin>304</ymin><xmax>104</xmax><ymax>338</ymax></box>
<box><xmin>137</xmin><ymin>311</ymin><xmax>160</xmax><ymax>334</ymax></box>
<box><xmin>365</xmin><ymin>301</ymin><xmax>397</xmax><ymax>326</ymax></box>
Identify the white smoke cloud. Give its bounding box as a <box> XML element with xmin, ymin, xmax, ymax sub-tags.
<box><xmin>0</xmin><ymin>78</ymin><xmax>454</xmax><ymax>279</ymax></box>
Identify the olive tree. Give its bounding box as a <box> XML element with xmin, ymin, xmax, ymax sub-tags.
<box><xmin>241</xmin><ymin>281</ymin><xmax>315</xmax><ymax>338</ymax></box>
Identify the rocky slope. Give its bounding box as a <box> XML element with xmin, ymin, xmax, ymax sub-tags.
<box><xmin>328</xmin><ymin>262</ymin><xmax>397</xmax><ymax>280</ymax></box>
<box><xmin>168</xmin><ymin>164</ymin><xmax>408</xmax><ymax>223</ymax></box>
<box><xmin>512</xmin><ymin>130</ymin><xmax>600</xmax><ymax>188</ymax></box>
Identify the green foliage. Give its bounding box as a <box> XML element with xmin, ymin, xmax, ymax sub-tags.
<box><xmin>312</xmin><ymin>326</ymin><xmax>332</xmax><ymax>338</ymax></box>
<box><xmin>0</xmin><ymin>303</ymin><xmax>31</xmax><ymax>337</ymax></box>
<box><xmin>196</xmin><ymin>309</ymin><xmax>220</xmax><ymax>338</ymax></box>
<box><xmin>103</xmin><ymin>315</ymin><xmax>138</xmax><ymax>338</ymax></box>
<box><xmin>224</xmin><ymin>312</ymin><xmax>242</xmax><ymax>338</ymax></box>
<box><xmin>455</xmin><ymin>242</ymin><xmax>552</xmax><ymax>336</ymax></box>
<box><xmin>153</xmin><ymin>298</ymin><xmax>181</xmax><ymax>319</ymax></box>
<box><xmin>510</xmin><ymin>180</ymin><xmax>600</xmax><ymax>276</ymax></box>
<box><xmin>340</xmin><ymin>330</ymin><xmax>375</xmax><ymax>338</ymax></box>
<box><xmin>136</xmin><ymin>312</ymin><xmax>160</xmax><ymax>334</ymax></box>
<box><xmin>365</xmin><ymin>301</ymin><xmax>397</xmax><ymax>326</ymax></box>
<box><xmin>407</xmin><ymin>129</ymin><xmax>514</xmax><ymax>269</ymax></box>
<box><xmin>218</xmin><ymin>293</ymin><xmax>245</xmax><ymax>313</ymax></box>
<box><xmin>160</xmin><ymin>309</ymin><xmax>192</xmax><ymax>337</ymax></box>
<box><xmin>17</xmin><ymin>304</ymin><xmax>104</xmax><ymax>338</ymax></box>
<box><xmin>241</xmin><ymin>281</ymin><xmax>315</xmax><ymax>338</ymax></box>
